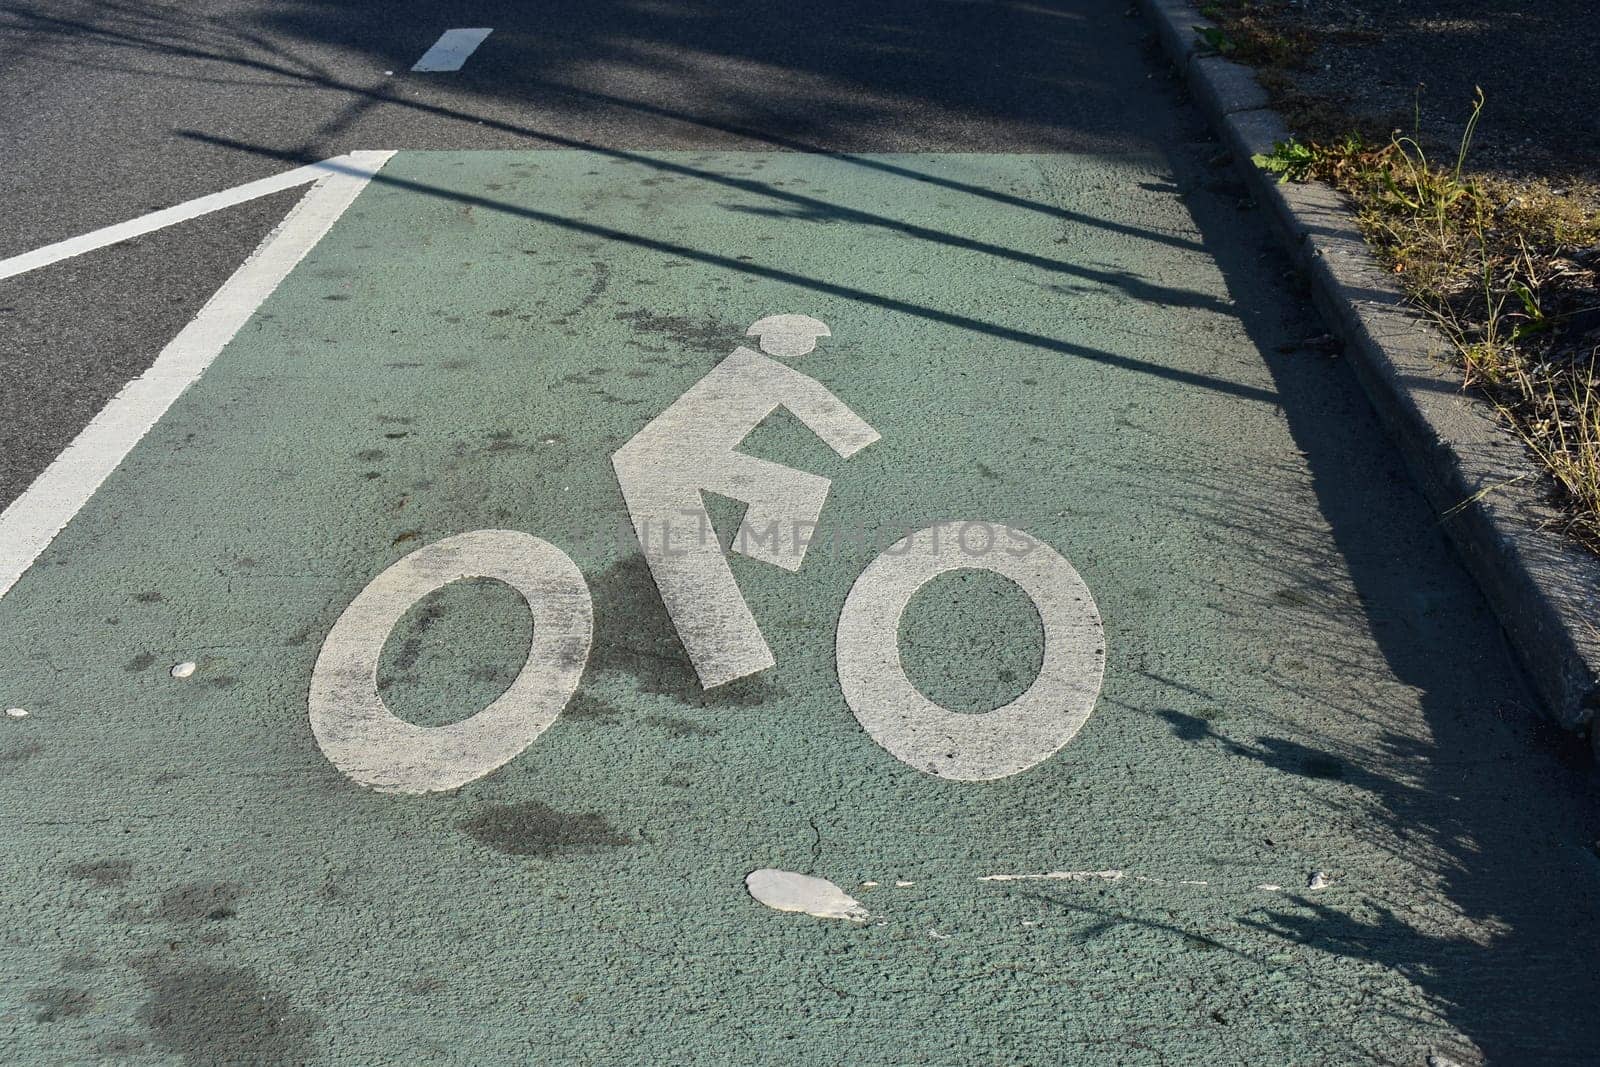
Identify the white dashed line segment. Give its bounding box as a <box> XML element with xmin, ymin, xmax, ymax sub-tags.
<box><xmin>411</xmin><ymin>29</ymin><xmax>493</xmax><ymax>72</ymax></box>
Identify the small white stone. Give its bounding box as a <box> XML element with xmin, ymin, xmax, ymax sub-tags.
<box><xmin>5</xmin><ymin>707</ymin><xmax>28</xmax><ymax>719</ymax></box>
<box><xmin>170</xmin><ymin>662</ymin><xmax>197</xmax><ymax>679</ymax></box>
<box><xmin>1308</xmin><ymin>871</ymin><xmax>1330</xmax><ymax>891</ymax></box>
<box><xmin>894</xmin><ymin>880</ymin><xmax>915</xmax><ymax>887</ymax></box>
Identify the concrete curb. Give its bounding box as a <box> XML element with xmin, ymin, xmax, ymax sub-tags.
<box><xmin>1137</xmin><ymin>0</ymin><xmax>1600</xmax><ymax>734</ymax></box>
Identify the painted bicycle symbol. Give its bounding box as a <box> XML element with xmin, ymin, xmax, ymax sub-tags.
<box><xmin>308</xmin><ymin>315</ymin><xmax>1106</xmax><ymax>793</ymax></box>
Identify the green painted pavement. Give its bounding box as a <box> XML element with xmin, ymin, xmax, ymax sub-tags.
<box><xmin>2</xmin><ymin>151</ymin><xmax>1597</xmax><ymax>1064</ymax></box>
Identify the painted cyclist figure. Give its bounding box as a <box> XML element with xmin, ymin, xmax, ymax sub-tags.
<box><xmin>611</xmin><ymin>314</ymin><xmax>879</xmax><ymax>689</ymax></box>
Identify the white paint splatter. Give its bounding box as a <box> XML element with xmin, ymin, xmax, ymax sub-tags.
<box><xmin>978</xmin><ymin>870</ymin><xmax>1124</xmax><ymax>883</ymax></box>
<box><xmin>1256</xmin><ymin>884</ymin><xmax>1283</xmax><ymax>892</ymax></box>
<box><xmin>5</xmin><ymin>707</ymin><xmax>28</xmax><ymax>719</ymax></box>
<box><xmin>170</xmin><ymin>662</ymin><xmax>196</xmax><ymax>679</ymax></box>
<box><xmin>747</xmin><ymin>313</ymin><xmax>830</xmax><ymax>358</ymax></box>
<box><xmin>927</xmin><ymin>929</ymin><xmax>950</xmax><ymax>940</ymax></box>
<box><xmin>745</xmin><ymin>869</ymin><xmax>868</xmax><ymax>922</ymax></box>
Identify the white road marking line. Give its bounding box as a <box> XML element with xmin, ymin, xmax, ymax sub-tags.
<box><xmin>411</xmin><ymin>28</ymin><xmax>493</xmax><ymax>72</ymax></box>
<box><xmin>977</xmin><ymin>870</ymin><xmax>1125</xmax><ymax>883</ymax></box>
<box><xmin>0</xmin><ymin>156</ymin><xmax>367</xmax><ymax>282</ymax></box>
<box><xmin>982</xmin><ymin>871</ymin><xmax>1290</xmax><ymax>894</ymax></box>
<box><xmin>0</xmin><ymin>151</ymin><xmax>394</xmax><ymax>602</ymax></box>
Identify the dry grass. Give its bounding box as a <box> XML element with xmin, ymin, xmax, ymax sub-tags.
<box><xmin>1254</xmin><ymin>94</ymin><xmax>1600</xmax><ymax>550</ymax></box>
<box><xmin>1195</xmin><ymin>1</ymin><xmax>1314</xmax><ymax>70</ymax></box>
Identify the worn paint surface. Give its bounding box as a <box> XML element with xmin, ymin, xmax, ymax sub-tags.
<box><xmin>1</xmin><ymin>151</ymin><xmax>1598</xmax><ymax>1064</ymax></box>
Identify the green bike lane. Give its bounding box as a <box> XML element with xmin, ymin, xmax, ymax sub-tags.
<box><xmin>2</xmin><ymin>150</ymin><xmax>1597</xmax><ymax>1064</ymax></box>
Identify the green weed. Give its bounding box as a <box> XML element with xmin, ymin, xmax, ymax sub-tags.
<box><xmin>1252</xmin><ymin>92</ymin><xmax>1600</xmax><ymax>547</ymax></box>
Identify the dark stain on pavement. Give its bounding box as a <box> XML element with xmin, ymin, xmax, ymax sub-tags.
<box><xmin>585</xmin><ymin>554</ymin><xmax>783</xmax><ymax>708</ymax></box>
<box><xmin>644</xmin><ymin>714</ymin><xmax>719</xmax><ymax>738</ymax></box>
<box><xmin>28</xmin><ymin>986</ymin><xmax>93</xmax><ymax>1023</ymax></box>
<box><xmin>556</xmin><ymin>260</ymin><xmax>612</xmax><ymax>319</ymax></box>
<box><xmin>125</xmin><ymin>652</ymin><xmax>157</xmax><ymax>672</ymax></box>
<box><xmin>563</xmin><ymin>693</ymin><xmax>625</xmax><ymax>722</ymax></box>
<box><xmin>155</xmin><ymin>882</ymin><xmax>243</xmax><ymax>923</ymax></box>
<box><xmin>458</xmin><ymin>801</ymin><xmax>630</xmax><ymax>858</ymax></box>
<box><xmin>1</xmin><ymin>740</ymin><xmax>43</xmax><ymax>764</ymax></box>
<box><xmin>486</xmin><ymin>430</ymin><xmax>526</xmax><ymax>453</ymax></box>
<box><xmin>134</xmin><ymin>958</ymin><xmax>321</xmax><ymax>1066</ymax></box>
<box><xmin>94</xmin><ymin>1034</ymin><xmax>147</xmax><ymax>1056</ymax></box>
<box><xmin>401</xmin><ymin>975</ymin><xmax>447</xmax><ymax>996</ymax></box>
<box><xmin>65</xmin><ymin>858</ymin><xmax>133</xmax><ymax>886</ymax></box>
<box><xmin>615</xmin><ymin>308</ymin><xmax>732</xmax><ymax>353</ymax></box>
<box><xmin>382</xmin><ymin>593</ymin><xmax>448</xmax><ymax>680</ymax></box>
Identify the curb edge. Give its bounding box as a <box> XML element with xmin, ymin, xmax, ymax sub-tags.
<box><xmin>1136</xmin><ymin>0</ymin><xmax>1600</xmax><ymax>734</ymax></box>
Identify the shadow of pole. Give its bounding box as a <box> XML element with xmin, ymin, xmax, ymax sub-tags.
<box><xmin>178</xmin><ymin>133</ymin><xmax>1281</xmax><ymax>406</ymax></box>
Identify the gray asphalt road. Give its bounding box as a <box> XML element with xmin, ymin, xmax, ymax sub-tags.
<box><xmin>1</xmin><ymin>0</ymin><xmax>1175</xmax><ymax>508</ymax></box>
